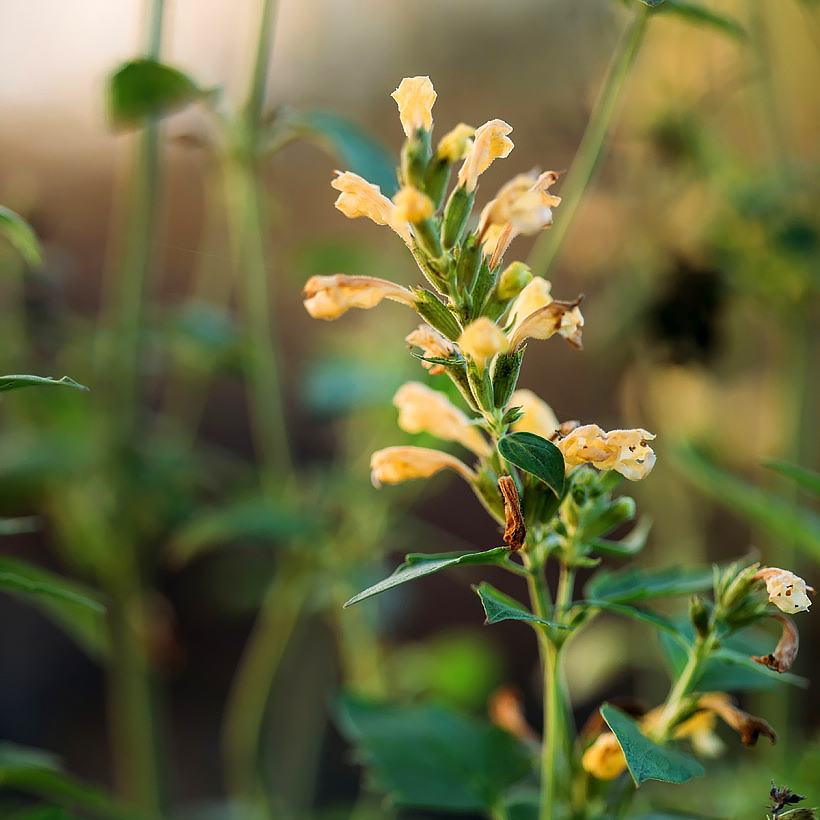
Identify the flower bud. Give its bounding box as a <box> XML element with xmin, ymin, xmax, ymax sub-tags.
<box><xmin>496</xmin><ymin>262</ymin><xmax>532</xmax><ymax>301</ymax></box>
<box><xmin>413</xmin><ymin>289</ymin><xmax>463</xmax><ymax>342</ymax></box>
<box><xmin>455</xmin><ymin>234</ymin><xmax>482</xmax><ymax>296</ymax></box>
<box><xmin>441</xmin><ymin>185</ymin><xmax>475</xmax><ymax>249</ymax></box>
<box><xmin>491</xmin><ymin>350</ymin><xmax>524</xmax><ymax>410</ymax></box>
<box><xmin>689</xmin><ymin>595</ymin><xmax>712</xmax><ymax>638</ymax></box>
<box><xmin>466</xmin><ymin>358</ymin><xmax>495</xmax><ymax>413</ymax></box>
<box><xmin>458</xmin><ymin>318</ymin><xmax>509</xmax><ymax>368</ymax></box>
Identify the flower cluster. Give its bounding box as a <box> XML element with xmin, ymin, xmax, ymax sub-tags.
<box><xmin>303</xmin><ymin>75</ymin><xmax>656</xmax><ymax>539</ymax></box>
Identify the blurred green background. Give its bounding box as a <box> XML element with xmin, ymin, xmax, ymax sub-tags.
<box><xmin>1</xmin><ymin>0</ymin><xmax>819</xmax><ymax>818</ymax></box>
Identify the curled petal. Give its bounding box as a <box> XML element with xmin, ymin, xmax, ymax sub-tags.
<box><xmin>556</xmin><ymin>424</ymin><xmax>656</xmax><ymax>481</ymax></box>
<box><xmin>331</xmin><ymin>171</ymin><xmax>412</xmax><ymax>244</ymax></box>
<box><xmin>478</xmin><ymin>172</ymin><xmax>560</xmax><ymax>236</ymax></box>
<box><xmin>370</xmin><ymin>445</ymin><xmax>477</xmax><ymax>486</ymax></box>
<box><xmin>697</xmin><ymin>693</ymin><xmax>776</xmax><ymax>746</ymax></box>
<box><xmin>394</xmin><ymin>382</ymin><xmax>490</xmax><ymax>457</ymax></box>
<box><xmin>303</xmin><ymin>274</ymin><xmax>416</xmax><ymax>320</ymax></box>
<box><xmin>752</xmin><ymin>612</ymin><xmax>800</xmax><ymax>673</ymax></box>
<box><xmin>754</xmin><ymin>567</ymin><xmax>813</xmax><ymax>613</ymax></box>
<box><xmin>507</xmin><ymin>297</ymin><xmax>585</xmax><ymax>351</ymax></box>
<box><xmin>391</xmin><ymin>76</ymin><xmax>436</xmax><ymax>137</ymax></box>
<box><xmin>509</xmin><ymin>389</ymin><xmax>560</xmax><ymax>440</ymax></box>
<box><xmin>457</xmin><ymin>119</ymin><xmax>513</xmax><ymax>192</ymax></box>
<box><xmin>405</xmin><ymin>323</ymin><xmax>456</xmax><ymax>374</ymax></box>
<box><xmin>581</xmin><ymin>732</ymin><xmax>627</xmax><ymax>780</ymax></box>
<box><xmin>458</xmin><ymin>317</ymin><xmax>509</xmax><ymax>368</ymax></box>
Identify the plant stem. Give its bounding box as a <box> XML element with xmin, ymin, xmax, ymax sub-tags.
<box><xmin>541</xmin><ymin>640</ymin><xmax>566</xmax><ymax>820</ymax></box>
<box><xmin>527</xmin><ymin>4</ymin><xmax>649</xmax><ymax>278</ymax></box>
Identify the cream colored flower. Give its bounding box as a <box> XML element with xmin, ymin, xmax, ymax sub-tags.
<box><xmin>405</xmin><ymin>324</ymin><xmax>456</xmax><ymax>374</ymax></box>
<box><xmin>507</xmin><ymin>298</ymin><xmax>585</xmax><ymax>351</ymax></box>
<box><xmin>394</xmin><ymin>382</ymin><xmax>490</xmax><ymax>457</ymax></box>
<box><xmin>754</xmin><ymin>567</ymin><xmax>813</xmax><ymax>613</ymax></box>
<box><xmin>392</xmin><ymin>186</ymin><xmax>435</xmax><ymax>224</ymax></box>
<box><xmin>303</xmin><ymin>274</ymin><xmax>416</xmax><ymax>320</ymax></box>
<box><xmin>478</xmin><ymin>172</ymin><xmax>561</xmax><ymax>236</ymax></box>
<box><xmin>458</xmin><ymin>318</ymin><xmax>509</xmax><ymax>367</ymax></box>
<box><xmin>509</xmin><ymin>389</ymin><xmax>559</xmax><ymax>440</ymax></box>
<box><xmin>457</xmin><ymin>119</ymin><xmax>514</xmax><ymax>192</ymax></box>
<box><xmin>370</xmin><ymin>445</ymin><xmax>477</xmax><ymax>486</ymax></box>
<box><xmin>509</xmin><ymin>277</ymin><xmax>553</xmax><ymax>330</ymax></box>
<box><xmin>331</xmin><ymin>171</ymin><xmax>412</xmax><ymax>244</ymax></box>
<box><xmin>582</xmin><ymin>732</ymin><xmax>627</xmax><ymax>780</ymax></box>
<box><xmin>436</xmin><ymin>123</ymin><xmax>475</xmax><ymax>163</ymax></box>
<box><xmin>556</xmin><ymin>424</ymin><xmax>656</xmax><ymax>481</ymax></box>
<box><xmin>391</xmin><ymin>76</ymin><xmax>436</xmax><ymax>137</ymax></box>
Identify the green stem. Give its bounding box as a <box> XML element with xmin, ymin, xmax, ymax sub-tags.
<box><xmin>222</xmin><ymin>566</ymin><xmax>304</xmax><ymax>809</ymax></box>
<box><xmin>541</xmin><ymin>640</ymin><xmax>566</xmax><ymax>820</ymax></box>
<box><xmin>527</xmin><ymin>4</ymin><xmax>649</xmax><ymax>278</ymax></box>
<box><xmin>651</xmin><ymin>633</ymin><xmax>714</xmax><ymax>742</ymax></box>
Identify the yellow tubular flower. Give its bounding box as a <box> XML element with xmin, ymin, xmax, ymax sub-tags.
<box><xmin>754</xmin><ymin>567</ymin><xmax>813</xmax><ymax>613</ymax></box>
<box><xmin>458</xmin><ymin>317</ymin><xmax>509</xmax><ymax>368</ymax></box>
<box><xmin>556</xmin><ymin>424</ymin><xmax>656</xmax><ymax>481</ymax></box>
<box><xmin>509</xmin><ymin>389</ymin><xmax>560</xmax><ymax>440</ymax></box>
<box><xmin>392</xmin><ymin>186</ymin><xmax>435</xmax><ymax>224</ymax></box>
<box><xmin>509</xmin><ymin>277</ymin><xmax>553</xmax><ymax>329</ymax></box>
<box><xmin>507</xmin><ymin>299</ymin><xmax>584</xmax><ymax>351</ymax></box>
<box><xmin>394</xmin><ymin>382</ymin><xmax>490</xmax><ymax>457</ymax></box>
<box><xmin>331</xmin><ymin>171</ymin><xmax>412</xmax><ymax>245</ymax></box>
<box><xmin>302</xmin><ymin>274</ymin><xmax>416</xmax><ymax>320</ymax></box>
<box><xmin>436</xmin><ymin>123</ymin><xmax>475</xmax><ymax>162</ymax></box>
<box><xmin>479</xmin><ymin>172</ymin><xmax>561</xmax><ymax>236</ymax></box>
<box><xmin>405</xmin><ymin>324</ymin><xmax>456</xmax><ymax>374</ymax></box>
<box><xmin>457</xmin><ymin>119</ymin><xmax>514</xmax><ymax>192</ymax></box>
<box><xmin>391</xmin><ymin>76</ymin><xmax>436</xmax><ymax>137</ymax></box>
<box><xmin>582</xmin><ymin>733</ymin><xmax>627</xmax><ymax>780</ymax></box>
<box><xmin>370</xmin><ymin>445</ymin><xmax>477</xmax><ymax>487</ymax></box>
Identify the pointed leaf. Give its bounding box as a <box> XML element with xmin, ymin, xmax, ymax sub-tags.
<box><xmin>473</xmin><ymin>582</ymin><xmax>569</xmax><ymax>630</ymax></box>
<box><xmin>585</xmin><ymin>565</ymin><xmax>713</xmax><ymax>603</ymax></box>
<box><xmin>0</xmin><ymin>375</ymin><xmax>88</xmax><ymax>393</ymax></box>
<box><xmin>279</xmin><ymin>109</ymin><xmax>398</xmax><ymax>195</ymax></box>
<box><xmin>652</xmin><ymin>1</ymin><xmax>747</xmax><ymax>41</ymax></box>
<box><xmin>600</xmin><ymin>703</ymin><xmax>704</xmax><ymax>786</ymax></box>
<box><xmin>581</xmin><ymin>599</ymin><xmax>687</xmax><ymax>644</ymax></box>
<box><xmin>591</xmin><ymin>516</ymin><xmax>652</xmax><ymax>556</ymax></box>
<box><xmin>0</xmin><ymin>205</ymin><xmax>43</xmax><ymax>267</ymax></box>
<box><xmin>108</xmin><ymin>58</ymin><xmax>207</xmax><ymax>128</ymax></box>
<box><xmin>336</xmin><ymin>696</ymin><xmax>531</xmax><ymax>811</ymax></box>
<box><xmin>498</xmin><ymin>432</ymin><xmax>564</xmax><ymax>497</ymax></box>
<box><xmin>674</xmin><ymin>445</ymin><xmax>820</xmax><ymax>560</ymax></box>
<box><xmin>765</xmin><ymin>459</ymin><xmax>820</xmax><ymax>497</ymax></box>
<box><xmin>344</xmin><ymin>548</ymin><xmax>508</xmax><ymax>607</ymax></box>
<box><xmin>0</xmin><ymin>557</ymin><xmax>107</xmax><ymax>658</ymax></box>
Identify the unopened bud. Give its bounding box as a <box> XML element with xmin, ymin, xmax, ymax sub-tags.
<box><xmin>456</xmin><ymin>234</ymin><xmax>482</xmax><ymax>296</ymax></box>
<box><xmin>689</xmin><ymin>595</ymin><xmax>711</xmax><ymax>638</ymax></box>
<box><xmin>400</xmin><ymin>129</ymin><xmax>432</xmax><ymax>189</ymax></box>
<box><xmin>466</xmin><ymin>358</ymin><xmax>495</xmax><ymax>412</ymax></box>
<box><xmin>412</xmin><ymin>289</ymin><xmax>463</xmax><ymax>342</ymax></box>
<box><xmin>441</xmin><ymin>185</ymin><xmax>475</xmax><ymax>249</ymax></box>
<box><xmin>496</xmin><ymin>262</ymin><xmax>533</xmax><ymax>301</ymax></box>
<box><xmin>580</xmin><ymin>496</ymin><xmax>636</xmax><ymax>542</ymax></box>
<box><xmin>422</xmin><ymin>157</ymin><xmax>451</xmax><ymax>210</ymax></box>
<box><xmin>491</xmin><ymin>350</ymin><xmax>524</xmax><ymax>409</ymax></box>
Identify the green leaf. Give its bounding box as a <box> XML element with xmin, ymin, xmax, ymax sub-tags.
<box><xmin>167</xmin><ymin>495</ymin><xmax>316</xmax><ymax>567</ymax></box>
<box><xmin>581</xmin><ymin>599</ymin><xmax>686</xmax><ymax>644</ymax></box>
<box><xmin>585</xmin><ymin>564</ymin><xmax>713</xmax><ymax>603</ymax></box>
<box><xmin>497</xmin><ymin>432</ymin><xmax>564</xmax><ymax>497</ymax></box>
<box><xmin>765</xmin><ymin>459</ymin><xmax>820</xmax><ymax>497</ymax></box>
<box><xmin>0</xmin><ymin>742</ymin><xmax>136</xmax><ymax>819</ymax></box>
<box><xmin>600</xmin><ymin>703</ymin><xmax>705</xmax><ymax>786</ymax></box>
<box><xmin>652</xmin><ymin>1</ymin><xmax>747</xmax><ymax>40</ymax></box>
<box><xmin>0</xmin><ymin>375</ymin><xmax>89</xmax><ymax>394</ymax></box>
<box><xmin>279</xmin><ymin>110</ymin><xmax>399</xmax><ymax>195</ymax></box>
<box><xmin>0</xmin><ymin>206</ymin><xmax>43</xmax><ymax>267</ymax></box>
<box><xmin>657</xmin><ymin>630</ymin><xmax>807</xmax><ymax>690</ymax></box>
<box><xmin>591</xmin><ymin>516</ymin><xmax>652</xmax><ymax>557</ymax></box>
<box><xmin>344</xmin><ymin>548</ymin><xmax>508</xmax><ymax>607</ymax></box>
<box><xmin>473</xmin><ymin>582</ymin><xmax>569</xmax><ymax>630</ymax></box>
<box><xmin>0</xmin><ymin>557</ymin><xmax>107</xmax><ymax>658</ymax></box>
<box><xmin>673</xmin><ymin>445</ymin><xmax>820</xmax><ymax>561</ymax></box>
<box><xmin>108</xmin><ymin>58</ymin><xmax>206</xmax><ymax>128</ymax></box>
<box><xmin>336</xmin><ymin>696</ymin><xmax>531</xmax><ymax>811</ymax></box>
<box><xmin>0</xmin><ymin>516</ymin><xmax>39</xmax><ymax>536</ymax></box>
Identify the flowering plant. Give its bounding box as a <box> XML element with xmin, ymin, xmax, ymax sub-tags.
<box><xmin>304</xmin><ymin>77</ymin><xmax>812</xmax><ymax>820</ymax></box>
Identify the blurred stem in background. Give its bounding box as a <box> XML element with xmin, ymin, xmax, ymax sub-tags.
<box><xmin>528</xmin><ymin>2</ymin><xmax>649</xmax><ymax>279</ymax></box>
<box><xmin>96</xmin><ymin>0</ymin><xmax>167</xmax><ymax>813</ymax></box>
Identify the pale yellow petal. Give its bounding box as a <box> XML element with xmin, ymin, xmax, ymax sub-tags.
<box><xmin>509</xmin><ymin>389</ymin><xmax>559</xmax><ymax>440</ymax></box>
<box><xmin>458</xmin><ymin>318</ymin><xmax>509</xmax><ymax>368</ymax></box>
<box><xmin>302</xmin><ymin>274</ymin><xmax>416</xmax><ymax>320</ymax></box>
<box><xmin>370</xmin><ymin>445</ymin><xmax>476</xmax><ymax>486</ymax></box>
<box><xmin>391</xmin><ymin>76</ymin><xmax>436</xmax><ymax>137</ymax></box>
<box><xmin>457</xmin><ymin>119</ymin><xmax>513</xmax><ymax>192</ymax></box>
